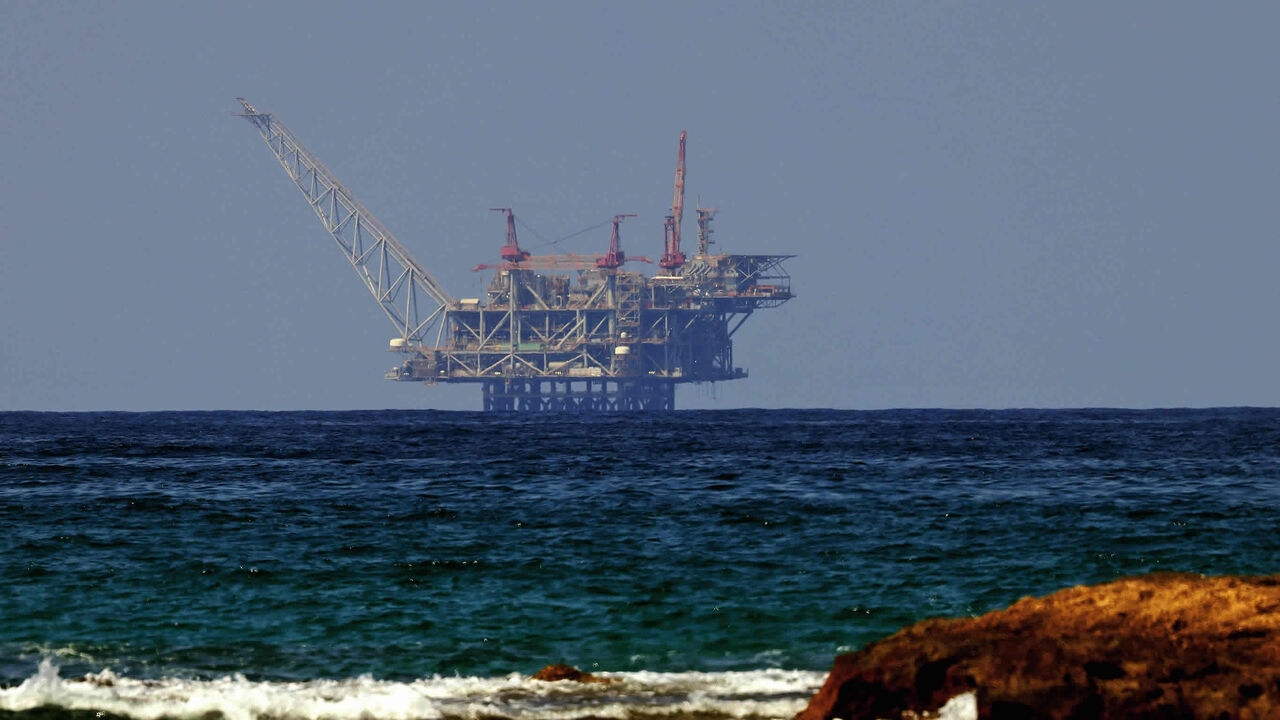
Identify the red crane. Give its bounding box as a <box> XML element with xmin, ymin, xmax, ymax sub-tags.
<box><xmin>659</xmin><ymin>131</ymin><xmax>687</xmax><ymax>271</ymax></box>
<box><xmin>597</xmin><ymin>214</ymin><xmax>637</xmax><ymax>269</ymax></box>
<box><xmin>471</xmin><ymin>211</ymin><xmax>651</xmax><ymax>272</ymax></box>
<box><xmin>491</xmin><ymin>208</ymin><xmax>530</xmax><ymax>264</ymax></box>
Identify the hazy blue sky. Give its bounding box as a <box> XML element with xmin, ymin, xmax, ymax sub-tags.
<box><xmin>3</xmin><ymin>2</ymin><xmax>1278</xmax><ymax>410</ymax></box>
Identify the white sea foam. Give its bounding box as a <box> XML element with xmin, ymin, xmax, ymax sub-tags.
<box><xmin>937</xmin><ymin>692</ymin><xmax>977</xmax><ymax>720</ymax></box>
<box><xmin>0</xmin><ymin>659</ymin><xmax>826</xmax><ymax>720</ymax></box>
<box><xmin>17</xmin><ymin>644</ymin><xmax>103</xmax><ymax>664</ymax></box>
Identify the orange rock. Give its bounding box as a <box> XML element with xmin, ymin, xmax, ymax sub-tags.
<box><xmin>530</xmin><ymin>663</ymin><xmax>617</xmax><ymax>684</ymax></box>
<box><xmin>796</xmin><ymin>573</ymin><xmax>1280</xmax><ymax>720</ymax></box>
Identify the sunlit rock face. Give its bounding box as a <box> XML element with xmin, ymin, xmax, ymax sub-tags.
<box><xmin>797</xmin><ymin>574</ymin><xmax>1280</xmax><ymax>720</ymax></box>
<box><xmin>530</xmin><ymin>664</ymin><xmax>618</xmax><ymax>684</ymax></box>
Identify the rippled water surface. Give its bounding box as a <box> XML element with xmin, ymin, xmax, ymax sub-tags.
<box><xmin>2</xmin><ymin>409</ymin><xmax>1279</xmax><ymax>717</ymax></box>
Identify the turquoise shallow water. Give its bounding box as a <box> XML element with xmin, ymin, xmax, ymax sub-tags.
<box><xmin>2</xmin><ymin>409</ymin><xmax>1279</xmax><ymax>718</ymax></box>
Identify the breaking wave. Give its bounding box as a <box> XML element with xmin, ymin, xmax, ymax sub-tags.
<box><xmin>0</xmin><ymin>659</ymin><xmax>825</xmax><ymax>720</ymax></box>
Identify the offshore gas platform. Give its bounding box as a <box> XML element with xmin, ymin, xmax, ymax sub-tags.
<box><xmin>235</xmin><ymin>99</ymin><xmax>793</xmax><ymax>411</ymax></box>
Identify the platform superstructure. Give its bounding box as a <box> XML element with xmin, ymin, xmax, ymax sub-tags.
<box><xmin>235</xmin><ymin>99</ymin><xmax>792</xmax><ymax>410</ymax></box>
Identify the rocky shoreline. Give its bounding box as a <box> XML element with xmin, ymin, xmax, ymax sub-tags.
<box><xmin>794</xmin><ymin>573</ymin><xmax>1280</xmax><ymax>720</ymax></box>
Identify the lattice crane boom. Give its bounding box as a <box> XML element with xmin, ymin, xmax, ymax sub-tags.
<box><xmin>660</xmin><ymin>131</ymin><xmax>687</xmax><ymax>270</ymax></box>
<box><xmin>234</xmin><ymin>99</ymin><xmax>454</xmax><ymax>345</ymax></box>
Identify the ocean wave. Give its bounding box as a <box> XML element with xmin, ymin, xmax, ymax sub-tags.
<box><xmin>0</xmin><ymin>659</ymin><xmax>825</xmax><ymax>720</ymax></box>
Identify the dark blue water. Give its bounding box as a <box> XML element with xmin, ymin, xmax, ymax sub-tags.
<box><xmin>2</xmin><ymin>409</ymin><xmax>1279</xmax><ymax>717</ymax></box>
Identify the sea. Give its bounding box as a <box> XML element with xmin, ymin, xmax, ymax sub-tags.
<box><xmin>2</xmin><ymin>408</ymin><xmax>1279</xmax><ymax>720</ymax></box>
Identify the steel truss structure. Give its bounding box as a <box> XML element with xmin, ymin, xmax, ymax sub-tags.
<box><xmin>236</xmin><ymin>100</ymin><xmax>793</xmax><ymax>411</ymax></box>
<box><xmin>482</xmin><ymin>379</ymin><xmax>675</xmax><ymax>412</ymax></box>
<box><xmin>235</xmin><ymin>99</ymin><xmax>452</xmax><ymax>345</ymax></box>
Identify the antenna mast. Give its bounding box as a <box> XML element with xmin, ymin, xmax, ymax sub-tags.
<box><xmin>696</xmin><ymin>202</ymin><xmax>718</xmax><ymax>256</ymax></box>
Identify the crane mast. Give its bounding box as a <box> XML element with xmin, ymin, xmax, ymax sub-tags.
<box><xmin>660</xmin><ymin>131</ymin><xmax>687</xmax><ymax>270</ymax></box>
<box><xmin>490</xmin><ymin>208</ymin><xmax>530</xmax><ymax>263</ymax></box>
<box><xmin>596</xmin><ymin>214</ymin><xmax>636</xmax><ymax>269</ymax></box>
<box><xmin>234</xmin><ymin>99</ymin><xmax>453</xmax><ymax>346</ymax></box>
